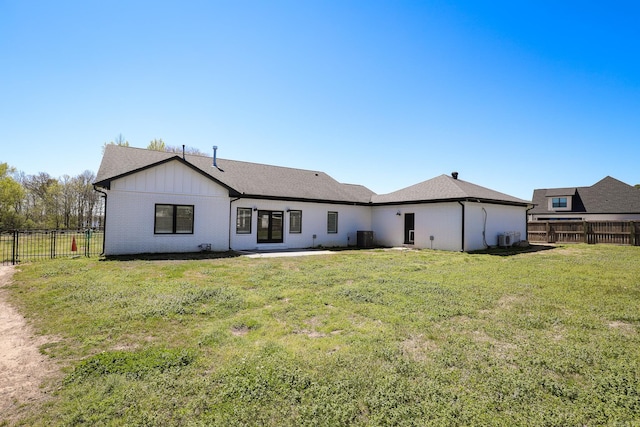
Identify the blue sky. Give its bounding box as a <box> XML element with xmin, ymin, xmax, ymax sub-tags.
<box><xmin>1</xmin><ymin>0</ymin><xmax>639</xmax><ymax>200</ymax></box>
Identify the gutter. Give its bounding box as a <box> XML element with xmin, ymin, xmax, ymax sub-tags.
<box><xmin>93</xmin><ymin>185</ymin><xmax>108</xmax><ymax>256</ymax></box>
<box><xmin>525</xmin><ymin>203</ymin><xmax>535</xmax><ymax>241</ymax></box>
<box><xmin>238</xmin><ymin>193</ymin><xmax>371</xmax><ymax>206</ymax></box>
<box><xmin>458</xmin><ymin>201</ymin><xmax>465</xmax><ymax>252</ymax></box>
<box><xmin>372</xmin><ymin>198</ymin><xmax>529</xmax><ymax>208</ymax></box>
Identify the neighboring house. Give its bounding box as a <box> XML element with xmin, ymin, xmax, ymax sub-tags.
<box><xmin>94</xmin><ymin>145</ymin><xmax>531</xmax><ymax>255</ymax></box>
<box><xmin>529</xmin><ymin>176</ymin><xmax>640</xmax><ymax>222</ymax></box>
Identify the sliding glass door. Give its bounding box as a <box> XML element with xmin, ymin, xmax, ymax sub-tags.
<box><xmin>257</xmin><ymin>210</ymin><xmax>283</xmax><ymax>243</ymax></box>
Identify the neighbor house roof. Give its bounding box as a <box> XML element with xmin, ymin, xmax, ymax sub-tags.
<box><xmin>544</xmin><ymin>188</ymin><xmax>576</xmax><ymax>197</ymax></box>
<box><xmin>95</xmin><ymin>145</ymin><xmax>530</xmax><ymax>206</ymax></box>
<box><xmin>371</xmin><ymin>174</ymin><xmax>530</xmax><ymax>206</ymax></box>
<box><xmin>530</xmin><ymin>176</ymin><xmax>640</xmax><ymax>214</ymax></box>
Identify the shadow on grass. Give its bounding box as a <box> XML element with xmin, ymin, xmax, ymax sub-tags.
<box><xmin>101</xmin><ymin>247</ymin><xmax>377</xmax><ymax>262</ymax></box>
<box><xmin>469</xmin><ymin>244</ymin><xmax>557</xmax><ymax>256</ymax></box>
<box><xmin>101</xmin><ymin>251</ymin><xmax>242</xmax><ymax>262</ymax></box>
<box><xmin>100</xmin><ymin>244</ymin><xmax>558</xmax><ymax>261</ymax></box>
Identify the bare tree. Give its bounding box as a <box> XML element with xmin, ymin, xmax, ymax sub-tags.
<box><xmin>60</xmin><ymin>174</ymin><xmax>77</xmax><ymax>228</ymax></box>
<box><xmin>102</xmin><ymin>133</ymin><xmax>130</xmax><ymax>153</ymax></box>
<box><xmin>75</xmin><ymin>170</ymin><xmax>98</xmax><ymax>228</ymax></box>
<box><xmin>23</xmin><ymin>173</ymin><xmax>64</xmax><ymax>228</ymax></box>
<box><xmin>166</xmin><ymin>145</ymin><xmax>207</xmax><ymax>156</ymax></box>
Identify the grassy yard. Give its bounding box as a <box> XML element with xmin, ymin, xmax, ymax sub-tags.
<box><xmin>4</xmin><ymin>245</ymin><xmax>640</xmax><ymax>426</ymax></box>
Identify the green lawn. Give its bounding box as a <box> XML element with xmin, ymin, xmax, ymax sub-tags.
<box><xmin>5</xmin><ymin>245</ymin><xmax>640</xmax><ymax>426</ymax></box>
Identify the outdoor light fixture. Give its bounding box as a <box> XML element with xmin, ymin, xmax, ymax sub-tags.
<box><xmin>253</xmin><ymin>206</ymin><xmax>258</xmax><ymax>211</ymax></box>
<box><xmin>396</xmin><ymin>211</ymin><xmax>401</xmax><ymax>216</ymax></box>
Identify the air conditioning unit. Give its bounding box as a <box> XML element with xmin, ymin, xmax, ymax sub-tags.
<box><xmin>498</xmin><ymin>233</ymin><xmax>512</xmax><ymax>247</ymax></box>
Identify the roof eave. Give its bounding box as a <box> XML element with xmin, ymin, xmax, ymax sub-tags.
<box><xmin>372</xmin><ymin>197</ymin><xmax>530</xmax><ymax>207</ymax></box>
<box><xmin>237</xmin><ymin>194</ymin><xmax>372</xmax><ymax>206</ymax></box>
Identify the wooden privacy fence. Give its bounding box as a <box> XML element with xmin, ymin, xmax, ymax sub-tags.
<box><xmin>528</xmin><ymin>221</ymin><xmax>640</xmax><ymax>245</ymax></box>
<box><xmin>1</xmin><ymin>229</ymin><xmax>104</xmax><ymax>265</ymax></box>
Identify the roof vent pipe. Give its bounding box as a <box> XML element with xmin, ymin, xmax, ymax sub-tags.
<box><xmin>182</xmin><ymin>145</ymin><xmax>185</xmax><ymax>160</ymax></box>
<box><xmin>213</xmin><ymin>146</ymin><xmax>218</xmax><ymax>167</ymax></box>
<box><xmin>452</xmin><ymin>171</ymin><xmax>459</xmax><ymax>179</ymax></box>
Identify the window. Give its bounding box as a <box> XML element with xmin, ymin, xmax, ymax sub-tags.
<box><xmin>154</xmin><ymin>204</ymin><xmax>194</xmax><ymax>234</ymax></box>
<box><xmin>257</xmin><ymin>210</ymin><xmax>283</xmax><ymax>243</ymax></box>
<box><xmin>236</xmin><ymin>207</ymin><xmax>252</xmax><ymax>234</ymax></box>
<box><xmin>289</xmin><ymin>210</ymin><xmax>302</xmax><ymax>233</ymax></box>
<box><xmin>552</xmin><ymin>197</ymin><xmax>567</xmax><ymax>208</ymax></box>
<box><xmin>327</xmin><ymin>211</ymin><xmax>338</xmax><ymax>234</ymax></box>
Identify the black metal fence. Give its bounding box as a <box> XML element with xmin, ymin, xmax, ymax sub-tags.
<box><xmin>1</xmin><ymin>229</ymin><xmax>104</xmax><ymax>265</ymax></box>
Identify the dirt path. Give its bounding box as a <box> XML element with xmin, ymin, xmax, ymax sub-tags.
<box><xmin>0</xmin><ymin>266</ymin><xmax>58</xmax><ymax>422</ymax></box>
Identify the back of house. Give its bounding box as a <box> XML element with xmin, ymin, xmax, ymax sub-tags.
<box><xmin>94</xmin><ymin>145</ymin><xmax>531</xmax><ymax>255</ymax></box>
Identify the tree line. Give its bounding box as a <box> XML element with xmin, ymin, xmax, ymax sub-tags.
<box><xmin>1</xmin><ymin>136</ymin><xmax>207</xmax><ymax>230</ymax></box>
<box><xmin>0</xmin><ymin>164</ymin><xmax>101</xmax><ymax>230</ymax></box>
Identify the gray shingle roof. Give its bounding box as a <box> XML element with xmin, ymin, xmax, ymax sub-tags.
<box><xmin>371</xmin><ymin>174</ymin><xmax>530</xmax><ymax>205</ymax></box>
<box><xmin>95</xmin><ymin>145</ymin><xmax>375</xmax><ymax>203</ymax></box>
<box><xmin>544</xmin><ymin>188</ymin><xmax>576</xmax><ymax>197</ymax></box>
<box><xmin>95</xmin><ymin>145</ymin><xmax>530</xmax><ymax>206</ymax></box>
<box><xmin>530</xmin><ymin>176</ymin><xmax>640</xmax><ymax>214</ymax></box>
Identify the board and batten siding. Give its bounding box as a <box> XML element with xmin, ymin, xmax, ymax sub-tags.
<box><xmin>103</xmin><ymin>161</ymin><xmax>230</xmax><ymax>255</ymax></box>
<box><xmin>230</xmin><ymin>199</ymin><xmax>372</xmax><ymax>251</ymax></box>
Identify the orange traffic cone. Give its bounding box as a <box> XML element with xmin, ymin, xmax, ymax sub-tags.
<box><xmin>71</xmin><ymin>236</ymin><xmax>77</xmax><ymax>252</ymax></box>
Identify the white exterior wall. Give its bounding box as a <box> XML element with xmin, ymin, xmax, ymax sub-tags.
<box><xmin>373</xmin><ymin>202</ymin><xmax>528</xmax><ymax>252</ymax></box>
<box><xmin>372</xmin><ymin>203</ymin><xmax>464</xmax><ymax>251</ymax></box>
<box><xmin>230</xmin><ymin>199</ymin><xmax>371</xmax><ymax>251</ymax></box>
<box><xmin>464</xmin><ymin>202</ymin><xmax>527</xmax><ymax>250</ymax></box>
<box><xmin>103</xmin><ymin>161</ymin><xmax>230</xmax><ymax>255</ymax></box>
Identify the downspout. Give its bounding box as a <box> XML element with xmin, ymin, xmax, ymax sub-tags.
<box><xmin>458</xmin><ymin>201</ymin><xmax>465</xmax><ymax>252</ymax></box>
<box><xmin>526</xmin><ymin>204</ymin><xmax>535</xmax><ymax>242</ymax></box>
<box><xmin>93</xmin><ymin>185</ymin><xmax>108</xmax><ymax>256</ymax></box>
<box><xmin>228</xmin><ymin>197</ymin><xmax>241</xmax><ymax>251</ymax></box>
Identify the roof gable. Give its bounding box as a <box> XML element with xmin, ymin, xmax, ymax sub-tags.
<box><xmin>94</xmin><ymin>146</ymin><xmax>236</xmax><ymax>193</ymax></box>
<box><xmin>580</xmin><ymin>176</ymin><xmax>640</xmax><ymax>213</ymax></box>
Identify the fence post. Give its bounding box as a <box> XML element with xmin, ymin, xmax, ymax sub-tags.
<box><xmin>12</xmin><ymin>230</ymin><xmax>18</xmax><ymax>265</ymax></box>
<box><xmin>85</xmin><ymin>229</ymin><xmax>91</xmax><ymax>257</ymax></box>
<box><xmin>51</xmin><ymin>230</ymin><xmax>56</xmax><ymax>259</ymax></box>
<box><xmin>632</xmin><ymin>221</ymin><xmax>637</xmax><ymax>246</ymax></box>
<box><xmin>546</xmin><ymin>221</ymin><xmax>551</xmax><ymax>243</ymax></box>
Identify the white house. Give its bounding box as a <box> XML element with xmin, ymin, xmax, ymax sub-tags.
<box><xmin>94</xmin><ymin>145</ymin><xmax>531</xmax><ymax>255</ymax></box>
